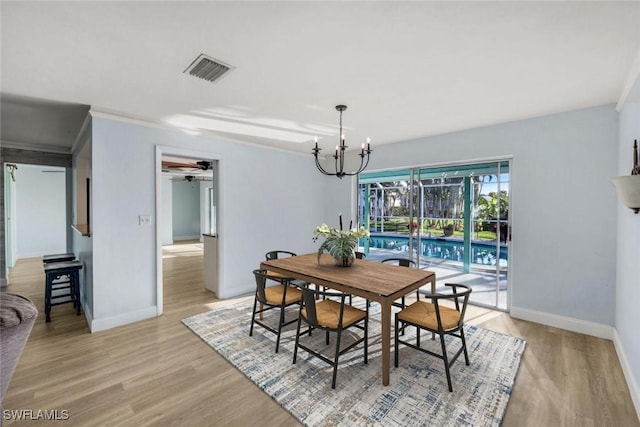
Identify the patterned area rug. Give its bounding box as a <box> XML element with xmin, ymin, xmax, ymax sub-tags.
<box><xmin>182</xmin><ymin>300</ymin><xmax>526</xmax><ymax>426</ymax></box>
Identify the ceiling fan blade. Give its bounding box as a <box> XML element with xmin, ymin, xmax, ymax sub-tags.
<box><xmin>162</xmin><ymin>160</ymin><xmax>198</xmax><ymax>169</ymax></box>
<box><xmin>162</xmin><ymin>160</ymin><xmax>211</xmax><ymax>170</ymax></box>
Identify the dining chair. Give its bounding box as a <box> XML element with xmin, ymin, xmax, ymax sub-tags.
<box><xmin>264</xmin><ymin>250</ymin><xmax>310</xmax><ymax>288</ymax></box>
<box><xmin>265</xmin><ymin>250</ymin><xmax>297</xmax><ymax>261</ymax></box>
<box><xmin>348</xmin><ymin>251</ymin><xmax>366</xmax><ymax>305</ymax></box>
<box><xmin>250</xmin><ymin>269</ymin><xmax>303</xmax><ymax>353</ymax></box>
<box><xmin>394</xmin><ymin>283</ymin><xmax>472</xmax><ymax>392</ymax></box>
<box><xmin>292</xmin><ymin>285</ymin><xmax>368</xmax><ymax>389</ymax></box>
<box><xmin>380</xmin><ymin>257</ymin><xmax>419</xmax><ymax>308</ymax></box>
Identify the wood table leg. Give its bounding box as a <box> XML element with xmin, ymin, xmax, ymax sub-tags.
<box><xmin>381</xmin><ymin>300</ymin><xmax>391</xmax><ymax>386</ymax></box>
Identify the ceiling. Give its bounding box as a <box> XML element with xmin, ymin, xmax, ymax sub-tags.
<box><xmin>2</xmin><ymin>1</ymin><xmax>639</xmax><ymax>155</ymax></box>
<box><xmin>1</xmin><ymin>94</ymin><xmax>89</xmax><ymax>152</ymax></box>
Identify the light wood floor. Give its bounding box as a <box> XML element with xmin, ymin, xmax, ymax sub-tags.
<box><xmin>2</xmin><ymin>243</ymin><xmax>638</xmax><ymax>426</ymax></box>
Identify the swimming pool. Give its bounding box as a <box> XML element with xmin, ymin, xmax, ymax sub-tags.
<box><xmin>361</xmin><ymin>234</ymin><xmax>508</xmax><ymax>267</ymax></box>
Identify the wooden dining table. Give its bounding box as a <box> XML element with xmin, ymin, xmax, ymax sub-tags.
<box><xmin>260</xmin><ymin>252</ymin><xmax>436</xmax><ymax>386</ymax></box>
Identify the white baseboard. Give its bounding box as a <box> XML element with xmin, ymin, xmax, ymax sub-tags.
<box><xmin>510</xmin><ymin>306</ymin><xmax>614</xmax><ymax>339</ymax></box>
<box><xmin>82</xmin><ymin>299</ymin><xmax>94</xmax><ymax>329</ymax></box>
<box><xmin>90</xmin><ymin>306</ymin><xmax>158</xmax><ymax>333</ymax></box>
<box><xmin>613</xmin><ymin>329</ymin><xmax>640</xmax><ymax>422</ymax></box>
<box><xmin>17</xmin><ymin>250</ymin><xmax>67</xmax><ymax>260</ymax></box>
<box><xmin>217</xmin><ymin>283</ymin><xmax>254</xmax><ymax>300</ymax></box>
<box><xmin>173</xmin><ymin>236</ymin><xmax>200</xmax><ymax>241</ymax></box>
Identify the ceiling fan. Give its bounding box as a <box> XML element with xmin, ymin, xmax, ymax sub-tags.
<box><xmin>162</xmin><ymin>160</ymin><xmax>212</xmax><ymax>173</ymax></box>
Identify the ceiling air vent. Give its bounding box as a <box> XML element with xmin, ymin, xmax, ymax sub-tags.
<box><xmin>184</xmin><ymin>54</ymin><xmax>233</xmax><ymax>83</ymax></box>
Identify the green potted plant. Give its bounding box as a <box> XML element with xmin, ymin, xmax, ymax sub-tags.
<box><xmin>313</xmin><ymin>221</ymin><xmax>370</xmax><ymax>267</ymax></box>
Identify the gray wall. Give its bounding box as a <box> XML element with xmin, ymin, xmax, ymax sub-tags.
<box><xmin>171</xmin><ymin>181</ymin><xmax>200</xmax><ymax>240</ymax></box>
<box><xmin>71</xmin><ymin>121</ymin><xmax>94</xmax><ymax>321</ymax></box>
<box><xmin>21</xmin><ymin>104</ymin><xmax>627</xmax><ymax>371</ymax></box>
<box><xmin>161</xmin><ymin>176</ymin><xmax>173</xmax><ymax>245</ymax></box>
<box><xmin>14</xmin><ymin>164</ymin><xmax>66</xmax><ymax>258</ymax></box>
<box><xmin>326</xmin><ymin>104</ymin><xmax>619</xmax><ymax>330</ymax></box>
<box><xmin>88</xmin><ymin>114</ymin><xmax>326</xmax><ymax>331</ymax></box>
<box><xmin>615</xmin><ymin>74</ymin><xmax>640</xmax><ymax>413</ymax></box>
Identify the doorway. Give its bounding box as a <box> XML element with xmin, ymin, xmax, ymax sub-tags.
<box><xmin>155</xmin><ymin>147</ymin><xmax>219</xmax><ymax>315</ymax></box>
<box><xmin>358</xmin><ymin>160</ymin><xmax>511</xmax><ymax>311</ymax></box>
<box><xmin>4</xmin><ymin>163</ymin><xmax>67</xmax><ymax>267</ymax></box>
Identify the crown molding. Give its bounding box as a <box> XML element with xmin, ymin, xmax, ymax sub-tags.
<box><xmin>617</xmin><ymin>47</ymin><xmax>640</xmax><ymax>111</ymax></box>
<box><xmin>70</xmin><ymin>112</ymin><xmax>93</xmax><ymax>155</ymax></box>
<box><xmin>0</xmin><ymin>139</ymin><xmax>71</xmax><ymax>154</ymax></box>
<box><xmin>88</xmin><ymin>108</ymin><xmax>310</xmax><ymax>158</ymax></box>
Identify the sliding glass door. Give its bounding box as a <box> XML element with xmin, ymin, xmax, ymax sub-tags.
<box><xmin>358</xmin><ymin>160</ymin><xmax>510</xmax><ymax>310</ymax></box>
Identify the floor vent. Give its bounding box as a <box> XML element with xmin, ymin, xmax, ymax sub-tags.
<box><xmin>184</xmin><ymin>54</ymin><xmax>233</xmax><ymax>83</ymax></box>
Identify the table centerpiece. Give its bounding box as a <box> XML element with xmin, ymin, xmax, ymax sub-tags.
<box><xmin>313</xmin><ymin>215</ymin><xmax>370</xmax><ymax>267</ymax></box>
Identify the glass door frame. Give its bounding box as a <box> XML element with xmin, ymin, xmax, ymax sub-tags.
<box><xmin>357</xmin><ymin>157</ymin><xmax>512</xmax><ymax>311</ymax></box>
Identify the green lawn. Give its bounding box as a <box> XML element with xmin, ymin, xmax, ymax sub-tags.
<box><xmin>368</xmin><ymin>218</ymin><xmax>498</xmax><ymax>241</ymax></box>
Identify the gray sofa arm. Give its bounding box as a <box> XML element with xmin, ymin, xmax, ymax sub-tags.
<box><xmin>1</xmin><ymin>293</ymin><xmax>38</xmax><ymax>406</ymax></box>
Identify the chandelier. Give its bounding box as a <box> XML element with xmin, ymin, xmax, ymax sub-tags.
<box><xmin>312</xmin><ymin>105</ymin><xmax>372</xmax><ymax>179</ymax></box>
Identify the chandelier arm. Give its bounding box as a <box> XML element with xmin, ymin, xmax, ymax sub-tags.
<box><xmin>343</xmin><ymin>155</ymin><xmax>366</xmax><ymax>177</ymax></box>
<box><xmin>342</xmin><ymin>150</ymin><xmax>372</xmax><ymax>176</ymax></box>
<box><xmin>359</xmin><ymin>153</ymin><xmax>371</xmax><ymax>173</ymax></box>
<box><xmin>347</xmin><ymin>156</ymin><xmax>366</xmax><ymax>176</ymax></box>
<box><xmin>312</xmin><ymin>143</ymin><xmax>333</xmax><ymax>176</ymax></box>
<box><xmin>358</xmin><ymin>155</ymin><xmax>368</xmax><ymax>175</ymax></box>
<box><xmin>314</xmin><ymin>155</ymin><xmax>332</xmax><ymax>176</ymax></box>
